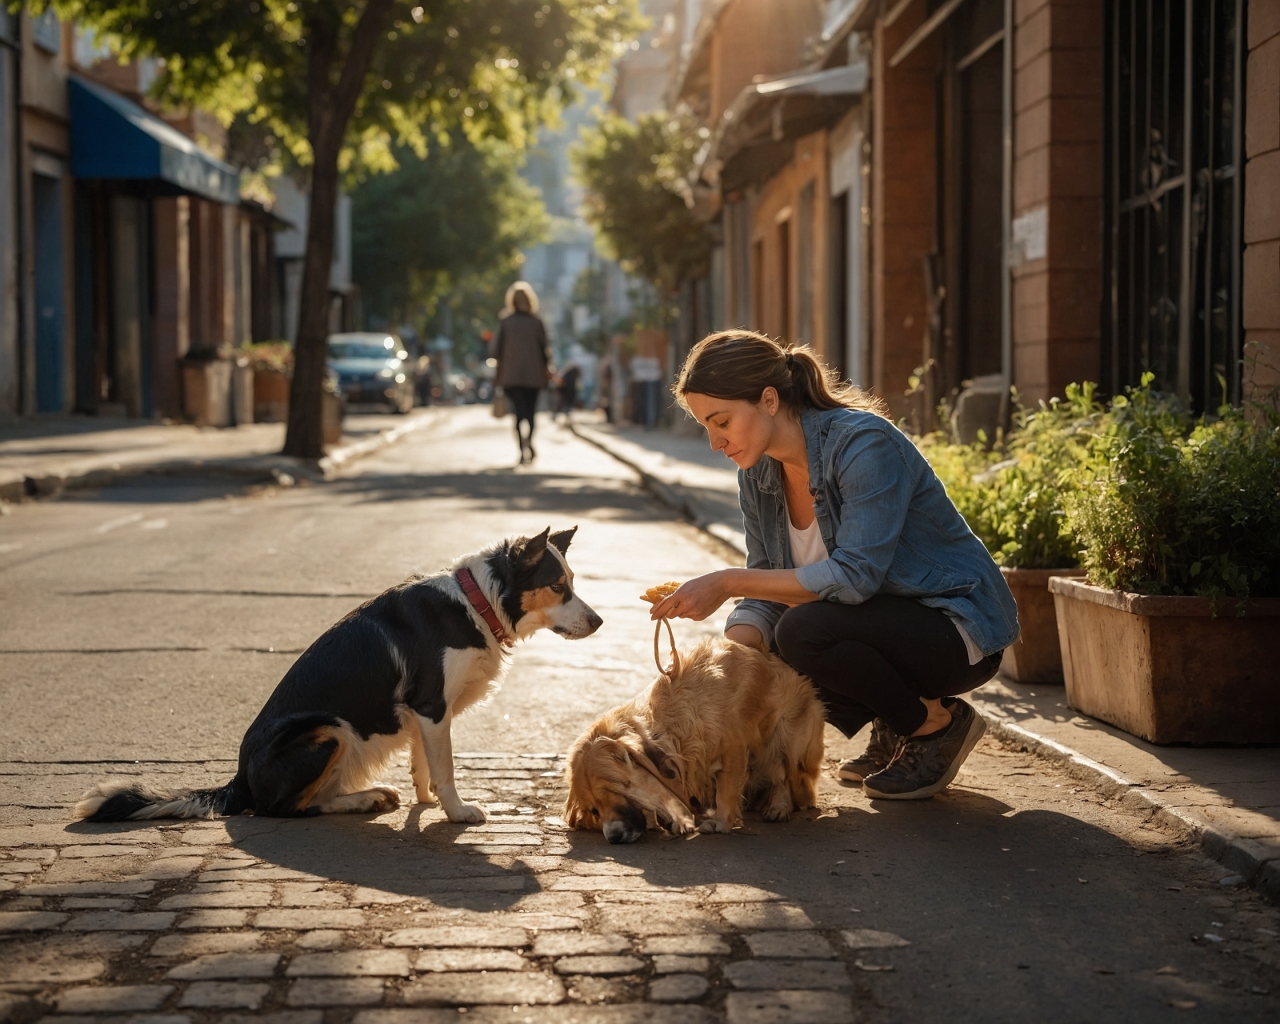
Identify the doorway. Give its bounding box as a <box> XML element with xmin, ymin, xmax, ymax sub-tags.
<box><xmin>32</xmin><ymin>170</ymin><xmax>65</xmax><ymax>412</ymax></box>
<box><xmin>108</xmin><ymin>194</ymin><xmax>152</xmax><ymax>418</ymax></box>
<box><xmin>936</xmin><ymin>0</ymin><xmax>1006</xmax><ymax>412</ymax></box>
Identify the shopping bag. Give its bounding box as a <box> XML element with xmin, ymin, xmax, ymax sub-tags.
<box><xmin>491</xmin><ymin>388</ymin><xmax>508</xmax><ymax>418</ymax></box>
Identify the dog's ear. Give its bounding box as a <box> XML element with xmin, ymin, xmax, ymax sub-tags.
<box><xmin>512</xmin><ymin>527</ymin><xmax>550</xmax><ymax>567</ymax></box>
<box><xmin>549</xmin><ymin>526</ymin><xmax>577</xmax><ymax>554</ymax></box>
<box><xmin>642</xmin><ymin>739</ymin><xmax>679</xmax><ymax>781</ymax></box>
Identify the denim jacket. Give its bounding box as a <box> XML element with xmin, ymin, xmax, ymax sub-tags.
<box><xmin>725</xmin><ymin>406</ymin><xmax>1020</xmax><ymax>655</ymax></box>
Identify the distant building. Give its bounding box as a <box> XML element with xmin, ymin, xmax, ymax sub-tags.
<box><xmin>268</xmin><ymin>175</ymin><xmax>355</xmax><ymax>344</ymax></box>
<box><xmin>519</xmin><ymin>102</ymin><xmax>597</xmax><ymax>352</ymax></box>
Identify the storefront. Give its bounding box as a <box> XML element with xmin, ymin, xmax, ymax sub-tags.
<box><xmin>68</xmin><ymin>74</ymin><xmax>240</xmax><ymax>418</ymax></box>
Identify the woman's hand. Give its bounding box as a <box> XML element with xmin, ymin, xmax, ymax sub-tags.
<box><xmin>650</xmin><ymin>571</ymin><xmax>730</xmax><ymax>621</ymax></box>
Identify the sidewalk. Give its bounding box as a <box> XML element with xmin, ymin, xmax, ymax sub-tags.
<box><xmin>568</xmin><ymin>418</ymin><xmax>746</xmax><ymax>556</ymax></box>
<box><xmin>0</xmin><ymin>408</ymin><xmax>444</xmax><ymax>503</ymax></box>
<box><xmin>567</xmin><ymin>415</ymin><xmax>1280</xmax><ymax>903</ymax></box>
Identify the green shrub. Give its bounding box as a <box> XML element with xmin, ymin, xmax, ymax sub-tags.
<box><xmin>239</xmin><ymin>341</ymin><xmax>293</xmax><ymax>375</ymax></box>
<box><xmin>1066</xmin><ymin>375</ymin><xmax>1280</xmax><ymax>600</ymax></box>
<box><xmin>917</xmin><ymin>383</ymin><xmax>1102</xmax><ymax>570</ymax></box>
<box><xmin>914</xmin><ymin>431</ymin><xmax>1004</xmax><ymax>555</ymax></box>
<box><xmin>920</xmin><ymin>376</ymin><xmax>1280</xmax><ymax>594</ymax></box>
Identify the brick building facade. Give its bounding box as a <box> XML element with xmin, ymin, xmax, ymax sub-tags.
<box><xmin>1245</xmin><ymin>2</ymin><xmax>1280</xmax><ymax>403</ymax></box>
<box><xmin>667</xmin><ymin>0</ymin><xmax>1277</xmax><ymax>427</ymax></box>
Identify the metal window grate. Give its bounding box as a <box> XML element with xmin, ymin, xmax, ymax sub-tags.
<box><xmin>1103</xmin><ymin>0</ymin><xmax>1244</xmax><ymax>411</ymax></box>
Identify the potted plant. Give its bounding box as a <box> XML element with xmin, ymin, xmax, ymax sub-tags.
<box><xmin>241</xmin><ymin>341</ymin><xmax>293</xmax><ymax>423</ymax></box>
<box><xmin>919</xmin><ymin>386</ymin><xmax>1100</xmax><ymax>683</ymax></box>
<box><xmin>1053</xmin><ymin>376</ymin><xmax>1280</xmax><ymax>743</ymax></box>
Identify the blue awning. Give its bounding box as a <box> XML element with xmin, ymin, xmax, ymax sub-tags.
<box><xmin>69</xmin><ymin>76</ymin><xmax>240</xmax><ymax>204</ymax></box>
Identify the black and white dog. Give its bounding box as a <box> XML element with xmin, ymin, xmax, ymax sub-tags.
<box><xmin>77</xmin><ymin>527</ymin><xmax>601</xmax><ymax>825</ymax></box>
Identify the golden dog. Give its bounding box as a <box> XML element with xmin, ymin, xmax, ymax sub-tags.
<box><xmin>564</xmin><ymin>637</ymin><xmax>825</xmax><ymax>843</ymax></box>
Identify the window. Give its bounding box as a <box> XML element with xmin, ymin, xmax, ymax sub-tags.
<box><xmin>797</xmin><ymin>182</ymin><xmax>815</xmax><ymax>347</ymax></box>
<box><xmin>1103</xmin><ymin>0</ymin><xmax>1244</xmax><ymax>410</ymax></box>
<box><xmin>777</xmin><ymin>218</ymin><xmax>790</xmax><ymax>341</ymax></box>
<box><xmin>752</xmin><ymin>238</ymin><xmax>765</xmax><ymax>330</ymax></box>
<box><xmin>32</xmin><ymin>8</ymin><xmax>61</xmax><ymax>54</ymax></box>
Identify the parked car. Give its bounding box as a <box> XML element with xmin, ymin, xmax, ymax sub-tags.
<box><xmin>326</xmin><ymin>333</ymin><xmax>415</xmax><ymax>414</ymax></box>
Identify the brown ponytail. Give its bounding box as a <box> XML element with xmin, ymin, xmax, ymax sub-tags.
<box><xmin>674</xmin><ymin>330</ymin><xmax>888</xmax><ymax>418</ymax></box>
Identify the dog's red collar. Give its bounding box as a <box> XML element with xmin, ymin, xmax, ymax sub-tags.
<box><xmin>456</xmin><ymin>568</ymin><xmax>515</xmax><ymax>649</ymax></box>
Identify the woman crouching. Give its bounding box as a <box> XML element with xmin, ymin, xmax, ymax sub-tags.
<box><xmin>648</xmin><ymin>330</ymin><xmax>1019</xmax><ymax>799</ymax></box>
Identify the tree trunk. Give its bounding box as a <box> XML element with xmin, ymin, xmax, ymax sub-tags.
<box><xmin>283</xmin><ymin>141</ymin><xmax>341</xmax><ymax>458</ymax></box>
<box><xmin>283</xmin><ymin>0</ymin><xmax>393</xmax><ymax>459</ymax></box>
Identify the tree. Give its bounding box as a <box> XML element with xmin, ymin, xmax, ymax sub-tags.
<box><xmin>48</xmin><ymin>0</ymin><xmax>639</xmax><ymax>457</ymax></box>
<box><xmin>573</xmin><ymin>110</ymin><xmax>711</xmax><ymax>297</ymax></box>
<box><xmin>351</xmin><ymin>134</ymin><xmax>549</xmax><ymax>343</ymax></box>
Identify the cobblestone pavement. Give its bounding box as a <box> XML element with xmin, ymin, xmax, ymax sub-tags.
<box><xmin>2</xmin><ymin>408</ymin><xmax>1279</xmax><ymax>1023</ymax></box>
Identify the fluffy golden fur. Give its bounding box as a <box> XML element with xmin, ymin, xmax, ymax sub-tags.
<box><xmin>564</xmin><ymin>637</ymin><xmax>825</xmax><ymax>843</ymax></box>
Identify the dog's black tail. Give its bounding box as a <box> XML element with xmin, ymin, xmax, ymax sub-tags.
<box><xmin>75</xmin><ymin>774</ymin><xmax>252</xmax><ymax>822</ymax></box>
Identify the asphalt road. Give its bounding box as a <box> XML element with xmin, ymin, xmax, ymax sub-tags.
<box><xmin>1</xmin><ymin>406</ymin><xmax>1277</xmax><ymax>1022</ymax></box>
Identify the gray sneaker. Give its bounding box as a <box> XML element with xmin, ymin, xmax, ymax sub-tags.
<box><xmin>838</xmin><ymin>718</ymin><xmax>902</xmax><ymax>782</ymax></box>
<box><xmin>862</xmin><ymin>698</ymin><xmax>986</xmax><ymax>800</ymax></box>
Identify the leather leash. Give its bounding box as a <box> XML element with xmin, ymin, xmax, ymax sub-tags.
<box><xmin>653</xmin><ymin>616</ymin><xmax>681</xmax><ymax>680</ymax></box>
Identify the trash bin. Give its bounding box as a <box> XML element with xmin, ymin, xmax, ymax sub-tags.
<box><xmin>181</xmin><ymin>356</ymin><xmax>234</xmax><ymax>427</ymax></box>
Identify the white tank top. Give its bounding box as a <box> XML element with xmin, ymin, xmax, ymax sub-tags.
<box><xmin>786</xmin><ymin>511</ymin><xmax>828</xmax><ymax>568</ymax></box>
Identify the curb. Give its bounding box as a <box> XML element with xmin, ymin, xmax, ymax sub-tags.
<box><xmin>977</xmin><ymin>707</ymin><xmax>1280</xmax><ymax>903</ymax></box>
<box><xmin>568</xmin><ymin>419</ymin><xmax>1280</xmax><ymax>906</ymax></box>
<box><xmin>567</xmin><ymin>422</ymin><xmax>747</xmax><ymax>558</ymax></box>
<box><xmin>317</xmin><ymin>410</ymin><xmax>440</xmax><ymax>478</ymax></box>
<box><xmin>0</xmin><ymin>410</ymin><xmax>442</xmax><ymax>504</ymax></box>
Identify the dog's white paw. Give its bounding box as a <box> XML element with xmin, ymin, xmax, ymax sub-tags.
<box><xmin>370</xmin><ymin>787</ymin><xmax>402</xmax><ymax>813</ymax></box>
<box><xmin>698</xmin><ymin>817</ymin><xmax>731</xmax><ymax>834</ymax></box>
<box><xmin>447</xmin><ymin>803</ymin><xmax>487</xmax><ymax>824</ymax></box>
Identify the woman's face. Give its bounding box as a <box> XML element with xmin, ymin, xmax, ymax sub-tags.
<box><xmin>684</xmin><ymin>390</ymin><xmax>780</xmax><ymax>469</ymax></box>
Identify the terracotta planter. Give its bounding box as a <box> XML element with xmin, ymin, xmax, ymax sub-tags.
<box><xmin>1050</xmin><ymin>577</ymin><xmax>1280</xmax><ymax>744</ymax></box>
<box><xmin>253</xmin><ymin>369</ymin><xmax>291</xmax><ymax>423</ymax></box>
<box><xmin>999</xmin><ymin>567</ymin><xmax>1086</xmax><ymax>683</ymax></box>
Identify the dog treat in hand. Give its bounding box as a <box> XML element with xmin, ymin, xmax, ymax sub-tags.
<box><xmin>641</xmin><ymin>581</ymin><xmax>682</xmax><ymax>605</ymax></box>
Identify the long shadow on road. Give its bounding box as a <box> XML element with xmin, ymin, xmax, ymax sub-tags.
<box><xmin>328</xmin><ymin>466</ymin><xmax>668</xmax><ymax>522</ymax></box>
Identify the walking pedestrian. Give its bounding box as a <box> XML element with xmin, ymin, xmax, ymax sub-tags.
<box><xmin>648</xmin><ymin>330</ymin><xmax>1020</xmax><ymax>800</ymax></box>
<box><xmin>629</xmin><ymin>354</ymin><xmax>663</xmax><ymax>429</ymax></box>
<box><xmin>596</xmin><ymin>355</ymin><xmax>616</xmax><ymax>423</ymax></box>
<box><xmin>491</xmin><ymin>282</ymin><xmax>551</xmax><ymax>464</ymax></box>
<box><xmin>554</xmin><ymin>361</ymin><xmax>582</xmax><ymax>422</ymax></box>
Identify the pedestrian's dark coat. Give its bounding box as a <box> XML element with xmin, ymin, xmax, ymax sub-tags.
<box><xmin>493</xmin><ymin>311</ymin><xmax>551</xmax><ymax>389</ymax></box>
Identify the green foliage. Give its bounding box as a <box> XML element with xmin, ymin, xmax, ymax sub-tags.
<box><xmin>914</xmin><ymin>432</ymin><xmax>1004</xmax><ymax>555</ymax></box>
<box><xmin>917</xmin><ymin>383</ymin><xmax>1103</xmax><ymax>570</ymax></box>
<box><xmin>351</xmin><ymin>136</ymin><xmax>549</xmax><ymax>333</ymax></box>
<box><xmin>919</xmin><ymin>374</ymin><xmax>1280</xmax><ymax>597</ymax></box>
<box><xmin>46</xmin><ymin>0</ymin><xmax>641</xmax><ymax>182</ymax></box>
<box><xmin>238</xmin><ymin>341</ymin><xmax>293</xmax><ymax>373</ymax></box>
<box><xmin>572</xmin><ymin>110</ymin><xmax>711</xmax><ymax>294</ymax></box>
<box><xmin>1065</xmin><ymin>376</ymin><xmax>1280</xmax><ymax>600</ymax></box>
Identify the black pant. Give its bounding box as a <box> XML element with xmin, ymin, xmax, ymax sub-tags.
<box><xmin>506</xmin><ymin>387</ymin><xmax>540</xmax><ymax>447</ymax></box>
<box><xmin>774</xmin><ymin>596</ymin><xmax>1002</xmax><ymax>738</ymax></box>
